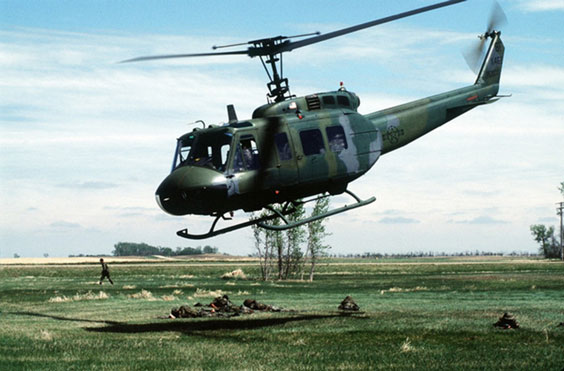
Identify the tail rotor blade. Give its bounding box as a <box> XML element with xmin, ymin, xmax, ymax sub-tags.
<box><xmin>487</xmin><ymin>0</ymin><xmax>507</xmax><ymax>32</ymax></box>
<box><xmin>463</xmin><ymin>38</ymin><xmax>486</xmax><ymax>74</ymax></box>
<box><xmin>463</xmin><ymin>1</ymin><xmax>507</xmax><ymax>74</ymax></box>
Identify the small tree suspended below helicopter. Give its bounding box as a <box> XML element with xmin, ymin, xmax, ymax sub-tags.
<box><xmin>121</xmin><ymin>0</ymin><xmax>508</xmax><ymax>240</ymax></box>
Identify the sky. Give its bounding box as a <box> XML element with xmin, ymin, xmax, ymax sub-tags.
<box><xmin>1</xmin><ymin>0</ymin><xmax>563</xmax><ymax>258</ymax></box>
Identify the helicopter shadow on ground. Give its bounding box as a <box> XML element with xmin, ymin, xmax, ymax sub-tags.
<box><xmin>84</xmin><ymin>312</ymin><xmax>370</xmax><ymax>340</ymax></box>
<box><xmin>8</xmin><ymin>310</ymin><xmax>369</xmax><ymax>341</ymax></box>
<box><xmin>9</xmin><ymin>311</ymin><xmax>121</xmax><ymax>326</ymax></box>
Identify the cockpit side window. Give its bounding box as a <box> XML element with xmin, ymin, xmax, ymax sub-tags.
<box><xmin>233</xmin><ymin>134</ymin><xmax>260</xmax><ymax>173</ymax></box>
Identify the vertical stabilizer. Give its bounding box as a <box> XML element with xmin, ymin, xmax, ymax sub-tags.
<box><xmin>475</xmin><ymin>32</ymin><xmax>504</xmax><ymax>86</ymax></box>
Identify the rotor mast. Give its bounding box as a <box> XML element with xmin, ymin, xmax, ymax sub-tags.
<box><xmin>214</xmin><ymin>33</ymin><xmax>321</xmax><ymax>102</ymax></box>
<box><xmin>257</xmin><ymin>38</ymin><xmax>290</xmax><ymax>102</ymax></box>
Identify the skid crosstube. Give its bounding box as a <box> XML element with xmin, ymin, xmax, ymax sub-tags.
<box><xmin>176</xmin><ymin>190</ymin><xmax>375</xmax><ymax>240</ymax></box>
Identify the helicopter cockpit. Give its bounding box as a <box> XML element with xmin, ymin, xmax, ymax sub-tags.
<box><xmin>171</xmin><ymin>129</ymin><xmax>232</xmax><ymax>173</ymax></box>
<box><xmin>171</xmin><ymin>128</ymin><xmax>261</xmax><ymax>175</ymax></box>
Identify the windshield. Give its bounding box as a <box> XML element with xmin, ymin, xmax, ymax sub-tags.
<box><xmin>172</xmin><ymin>130</ymin><xmax>233</xmax><ymax>172</ymax></box>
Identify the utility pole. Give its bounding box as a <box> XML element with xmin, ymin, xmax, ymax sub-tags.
<box><xmin>557</xmin><ymin>202</ymin><xmax>564</xmax><ymax>261</ymax></box>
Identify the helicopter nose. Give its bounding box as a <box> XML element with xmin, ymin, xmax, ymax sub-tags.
<box><xmin>155</xmin><ymin>166</ymin><xmax>228</xmax><ymax>216</ymax></box>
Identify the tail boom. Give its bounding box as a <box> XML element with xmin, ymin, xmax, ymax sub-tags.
<box><xmin>365</xmin><ymin>32</ymin><xmax>504</xmax><ymax>155</ymax></box>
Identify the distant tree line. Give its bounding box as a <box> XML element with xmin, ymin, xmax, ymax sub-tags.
<box><xmin>328</xmin><ymin>251</ymin><xmax>539</xmax><ymax>259</ymax></box>
<box><xmin>112</xmin><ymin>242</ymin><xmax>218</xmax><ymax>257</ymax></box>
<box><xmin>68</xmin><ymin>253</ymin><xmax>108</xmax><ymax>258</ymax></box>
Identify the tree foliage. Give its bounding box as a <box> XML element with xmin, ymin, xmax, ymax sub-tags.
<box><xmin>251</xmin><ymin>211</ymin><xmax>276</xmax><ymax>280</ymax></box>
<box><xmin>305</xmin><ymin>197</ymin><xmax>331</xmax><ymax>281</ymax></box>
<box><xmin>528</xmin><ymin>181</ymin><xmax>564</xmax><ymax>260</ymax></box>
<box><xmin>283</xmin><ymin>202</ymin><xmax>306</xmax><ymax>279</ymax></box>
<box><xmin>252</xmin><ymin>198</ymin><xmax>330</xmax><ymax>281</ymax></box>
<box><xmin>529</xmin><ymin>225</ymin><xmax>560</xmax><ymax>259</ymax></box>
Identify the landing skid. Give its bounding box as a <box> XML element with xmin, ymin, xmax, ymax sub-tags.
<box><xmin>258</xmin><ymin>190</ymin><xmax>375</xmax><ymax>231</ymax></box>
<box><xmin>176</xmin><ymin>190</ymin><xmax>375</xmax><ymax>240</ymax></box>
<box><xmin>176</xmin><ymin>204</ymin><xmax>296</xmax><ymax>240</ymax></box>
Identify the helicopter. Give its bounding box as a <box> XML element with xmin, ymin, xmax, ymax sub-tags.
<box><xmin>122</xmin><ymin>0</ymin><xmax>507</xmax><ymax>240</ymax></box>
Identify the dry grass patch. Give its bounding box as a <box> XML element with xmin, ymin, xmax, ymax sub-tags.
<box><xmin>48</xmin><ymin>296</ymin><xmax>71</xmax><ymax>303</ymax></box>
<box><xmin>159</xmin><ymin>282</ymin><xmax>194</xmax><ymax>289</ymax></box>
<box><xmin>193</xmin><ymin>288</ymin><xmax>229</xmax><ymax>298</ymax></box>
<box><xmin>48</xmin><ymin>291</ymin><xmax>109</xmax><ymax>302</ymax></box>
<box><xmin>179</xmin><ymin>274</ymin><xmax>195</xmax><ymax>279</ymax></box>
<box><xmin>39</xmin><ymin>330</ymin><xmax>53</xmax><ymax>341</ymax></box>
<box><xmin>128</xmin><ymin>289</ymin><xmax>156</xmax><ymax>300</ymax></box>
<box><xmin>400</xmin><ymin>337</ymin><xmax>413</xmax><ymax>353</ymax></box>
<box><xmin>380</xmin><ymin>286</ymin><xmax>429</xmax><ymax>294</ymax></box>
<box><xmin>221</xmin><ymin>269</ymin><xmax>247</xmax><ymax>280</ymax></box>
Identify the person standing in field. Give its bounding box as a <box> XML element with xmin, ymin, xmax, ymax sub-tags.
<box><xmin>99</xmin><ymin>258</ymin><xmax>114</xmax><ymax>285</ymax></box>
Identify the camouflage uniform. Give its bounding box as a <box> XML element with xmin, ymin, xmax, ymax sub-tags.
<box><xmin>99</xmin><ymin>259</ymin><xmax>114</xmax><ymax>285</ymax></box>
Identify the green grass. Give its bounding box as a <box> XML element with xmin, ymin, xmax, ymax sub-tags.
<box><xmin>1</xmin><ymin>258</ymin><xmax>563</xmax><ymax>370</ymax></box>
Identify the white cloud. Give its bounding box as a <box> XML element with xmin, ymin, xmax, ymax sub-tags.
<box><xmin>517</xmin><ymin>0</ymin><xmax>564</xmax><ymax>11</ymax></box>
<box><xmin>50</xmin><ymin>221</ymin><xmax>82</xmax><ymax>230</ymax></box>
<box><xmin>379</xmin><ymin>217</ymin><xmax>420</xmax><ymax>224</ymax></box>
<box><xmin>452</xmin><ymin>216</ymin><xmax>510</xmax><ymax>224</ymax></box>
<box><xmin>509</xmin><ymin>64</ymin><xmax>564</xmax><ymax>84</ymax></box>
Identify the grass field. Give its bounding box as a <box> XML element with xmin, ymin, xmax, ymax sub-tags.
<box><xmin>1</xmin><ymin>256</ymin><xmax>563</xmax><ymax>370</ymax></box>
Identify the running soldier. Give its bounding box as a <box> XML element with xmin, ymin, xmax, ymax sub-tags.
<box><xmin>99</xmin><ymin>258</ymin><xmax>114</xmax><ymax>285</ymax></box>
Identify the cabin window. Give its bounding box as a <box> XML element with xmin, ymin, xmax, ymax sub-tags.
<box><xmin>326</xmin><ymin>126</ymin><xmax>348</xmax><ymax>152</ymax></box>
<box><xmin>337</xmin><ymin>95</ymin><xmax>350</xmax><ymax>107</ymax></box>
<box><xmin>322</xmin><ymin>95</ymin><xmax>335</xmax><ymax>105</ymax></box>
<box><xmin>275</xmin><ymin>132</ymin><xmax>292</xmax><ymax>161</ymax></box>
<box><xmin>233</xmin><ymin>134</ymin><xmax>260</xmax><ymax>172</ymax></box>
<box><xmin>300</xmin><ymin>129</ymin><xmax>325</xmax><ymax>156</ymax></box>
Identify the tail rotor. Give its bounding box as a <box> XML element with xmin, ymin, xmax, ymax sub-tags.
<box><xmin>463</xmin><ymin>1</ymin><xmax>507</xmax><ymax>73</ymax></box>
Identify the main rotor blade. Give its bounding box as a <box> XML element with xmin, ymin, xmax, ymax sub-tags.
<box><xmin>121</xmin><ymin>0</ymin><xmax>465</xmax><ymax>64</ymax></box>
<box><xmin>277</xmin><ymin>0</ymin><xmax>466</xmax><ymax>53</ymax></box>
<box><xmin>119</xmin><ymin>49</ymin><xmax>249</xmax><ymax>63</ymax></box>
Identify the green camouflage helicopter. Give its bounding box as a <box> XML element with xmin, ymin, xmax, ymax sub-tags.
<box><xmin>123</xmin><ymin>0</ymin><xmax>507</xmax><ymax>239</ymax></box>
